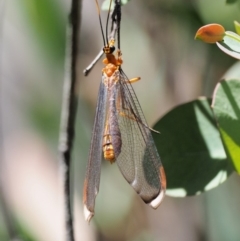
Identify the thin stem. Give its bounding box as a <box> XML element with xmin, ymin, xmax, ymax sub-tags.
<box><xmin>114</xmin><ymin>0</ymin><xmax>121</xmax><ymax>50</ymax></box>
<box><xmin>58</xmin><ymin>0</ymin><xmax>82</xmax><ymax>240</ymax></box>
<box><xmin>83</xmin><ymin>49</ymin><xmax>103</xmax><ymax>76</ymax></box>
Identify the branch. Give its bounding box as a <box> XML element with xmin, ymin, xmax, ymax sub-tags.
<box><xmin>58</xmin><ymin>0</ymin><xmax>82</xmax><ymax>240</ymax></box>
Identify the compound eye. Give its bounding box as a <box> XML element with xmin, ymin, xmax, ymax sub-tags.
<box><xmin>109</xmin><ymin>46</ymin><xmax>115</xmax><ymax>53</ymax></box>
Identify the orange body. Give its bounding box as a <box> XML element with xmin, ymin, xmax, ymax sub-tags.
<box><xmin>103</xmin><ymin>134</ymin><xmax>115</xmax><ymax>163</ymax></box>
<box><xmin>101</xmin><ymin>45</ymin><xmax>122</xmax><ymax>163</ymax></box>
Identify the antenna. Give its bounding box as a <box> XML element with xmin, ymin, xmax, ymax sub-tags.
<box><xmin>94</xmin><ymin>0</ymin><xmax>106</xmax><ymax>47</ymax></box>
<box><xmin>105</xmin><ymin>0</ymin><xmax>113</xmax><ymax>46</ymax></box>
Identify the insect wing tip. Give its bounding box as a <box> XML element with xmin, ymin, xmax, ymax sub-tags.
<box><xmin>150</xmin><ymin>166</ymin><xmax>167</xmax><ymax>209</ymax></box>
<box><xmin>84</xmin><ymin>204</ymin><xmax>94</xmax><ymax>223</ymax></box>
<box><xmin>149</xmin><ymin>189</ymin><xmax>165</xmax><ymax>209</ymax></box>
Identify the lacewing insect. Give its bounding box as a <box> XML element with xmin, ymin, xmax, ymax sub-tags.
<box><xmin>83</xmin><ymin>0</ymin><xmax>166</xmax><ymax>222</ymax></box>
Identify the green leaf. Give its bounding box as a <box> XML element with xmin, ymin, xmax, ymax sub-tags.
<box><xmin>226</xmin><ymin>0</ymin><xmax>238</xmax><ymax>3</ymax></box>
<box><xmin>153</xmin><ymin>98</ymin><xmax>232</xmax><ymax>197</ymax></box>
<box><xmin>102</xmin><ymin>0</ymin><xmax>130</xmax><ymax>10</ymax></box>
<box><xmin>212</xmin><ymin>79</ymin><xmax>240</xmax><ymax>173</ymax></box>
<box><xmin>216</xmin><ymin>31</ymin><xmax>240</xmax><ymax>59</ymax></box>
<box><xmin>234</xmin><ymin>21</ymin><xmax>240</xmax><ymax>35</ymax></box>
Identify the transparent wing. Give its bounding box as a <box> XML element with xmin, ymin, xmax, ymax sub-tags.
<box><xmin>83</xmin><ymin>79</ymin><xmax>108</xmax><ymax>221</ymax></box>
<box><xmin>115</xmin><ymin>69</ymin><xmax>166</xmax><ymax>207</ymax></box>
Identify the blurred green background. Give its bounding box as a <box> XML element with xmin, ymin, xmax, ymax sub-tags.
<box><xmin>1</xmin><ymin>0</ymin><xmax>240</xmax><ymax>240</ymax></box>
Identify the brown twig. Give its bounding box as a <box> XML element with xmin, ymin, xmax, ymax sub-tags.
<box><xmin>58</xmin><ymin>0</ymin><xmax>82</xmax><ymax>240</ymax></box>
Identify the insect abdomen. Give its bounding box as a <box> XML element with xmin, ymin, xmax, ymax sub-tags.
<box><xmin>103</xmin><ymin>134</ymin><xmax>115</xmax><ymax>163</ymax></box>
